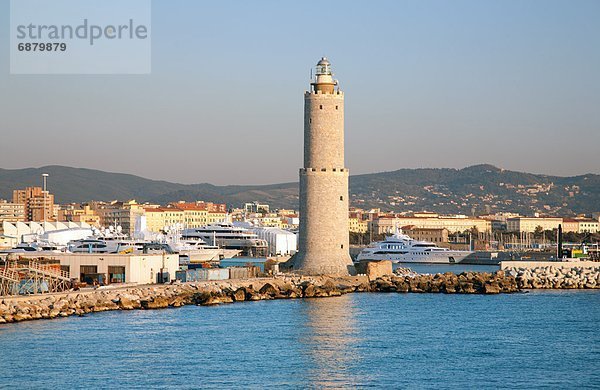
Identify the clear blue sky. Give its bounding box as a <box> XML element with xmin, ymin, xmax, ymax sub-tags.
<box><xmin>1</xmin><ymin>0</ymin><xmax>599</xmax><ymax>184</ymax></box>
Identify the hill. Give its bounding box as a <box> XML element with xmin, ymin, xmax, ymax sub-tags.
<box><xmin>1</xmin><ymin>164</ymin><xmax>599</xmax><ymax>216</ymax></box>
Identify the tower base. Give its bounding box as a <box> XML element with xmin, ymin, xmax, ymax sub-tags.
<box><xmin>284</xmin><ymin>252</ymin><xmax>356</xmax><ymax>276</ymax></box>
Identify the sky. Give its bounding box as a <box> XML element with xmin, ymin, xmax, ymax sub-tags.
<box><xmin>0</xmin><ymin>0</ymin><xmax>599</xmax><ymax>185</ymax></box>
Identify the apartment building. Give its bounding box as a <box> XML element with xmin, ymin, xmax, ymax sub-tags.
<box><xmin>506</xmin><ymin>217</ymin><xmax>563</xmax><ymax>233</ymax></box>
<box><xmin>0</xmin><ymin>200</ymin><xmax>26</xmax><ymax>223</ymax></box>
<box><xmin>12</xmin><ymin>186</ymin><xmax>56</xmax><ymax>222</ymax></box>
<box><xmin>370</xmin><ymin>215</ymin><xmax>491</xmax><ymax>235</ymax></box>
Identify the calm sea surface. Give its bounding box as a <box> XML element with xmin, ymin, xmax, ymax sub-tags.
<box><xmin>1</xmin><ymin>290</ymin><xmax>599</xmax><ymax>389</ymax></box>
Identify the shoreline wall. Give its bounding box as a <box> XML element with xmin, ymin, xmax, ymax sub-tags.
<box><xmin>500</xmin><ymin>261</ymin><xmax>600</xmax><ymax>270</ymax></box>
<box><xmin>503</xmin><ymin>264</ymin><xmax>600</xmax><ymax>289</ymax></box>
<box><xmin>1</xmin><ymin>268</ymin><xmax>599</xmax><ymax>325</ymax></box>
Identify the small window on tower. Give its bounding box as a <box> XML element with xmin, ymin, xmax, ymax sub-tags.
<box><xmin>335</xmin><ymin>105</ymin><xmax>338</xmax><ymax>110</ymax></box>
<box><xmin>309</xmin><ymin>118</ymin><xmax>312</xmax><ymax>123</ymax></box>
<box><xmin>340</xmin><ymin>196</ymin><xmax>343</xmax><ymax>201</ymax></box>
<box><xmin>319</xmin><ymin>105</ymin><xmax>323</xmax><ymax>109</ymax></box>
<box><xmin>341</xmin><ymin>244</ymin><xmax>344</xmax><ymax>249</ymax></box>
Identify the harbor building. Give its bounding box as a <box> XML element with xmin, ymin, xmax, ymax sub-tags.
<box><xmin>370</xmin><ymin>214</ymin><xmax>492</xmax><ymax>235</ymax></box>
<box><xmin>292</xmin><ymin>57</ymin><xmax>354</xmax><ymax>275</ymax></box>
<box><xmin>579</xmin><ymin>219</ymin><xmax>599</xmax><ymax>233</ymax></box>
<box><xmin>402</xmin><ymin>227</ymin><xmax>449</xmax><ymax>243</ymax></box>
<box><xmin>561</xmin><ymin>217</ymin><xmax>599</xmax><ymax>233</ymax></box>
<box><xmin>562</xmin><ymin>218</ymin><xmax>580</xmax><ymax>233</ymax></box>
<box><xmin>506</xmin><ymin>217</ymin><xmax>563</xmax><ymax>233</ymax></box>
<box><xmin>15</xmin><ymin>253</ymin><xmax>179</xmax><ymax>285</ymax></box>
<box><xmin>1</xmin><ymin>221</ymin><xmax>93</xmax><ymax>247</ymax></box>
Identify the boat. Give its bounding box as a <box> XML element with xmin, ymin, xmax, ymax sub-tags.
<box><xmin>167</xmin><ymin>238</ymin><xmax>240</xmax><ymax>262</ymax></box>
<box><xmin>66</xmin><ymin>236</ymin><xmax>237</xmax><ymax>264</ymax></box>
<box><xmin>356</xmin><ymin>229</ymin><xmax>473</xmax><ymax>264</ymax></box>
<box><xmin>67</xmin><ymin>239</ymin><xmax>122</xmax><ymax>253</ymax></box>
<box><xmin>0</xmin><ymin>241</ymin><xmax>64</xmax><ymax>255</ymax></box>
<box><xmin>181</xmin><ymin>223</ymin><xmax>268</xmax><ymax>257</ymax></box>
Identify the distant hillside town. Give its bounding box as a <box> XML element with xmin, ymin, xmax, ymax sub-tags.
<box><xmin>1</xmin><ymin>184</ymin><xmax>598</xmax><ymax>251</ymax></box>
<box><xmin>1</xmin><ymin>164</ymin><xmax>599</xmax><ymax>217</ymax></box>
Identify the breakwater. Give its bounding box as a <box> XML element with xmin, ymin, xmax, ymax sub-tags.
<box><xmin>375</xmin><ymin>270</ymin><xmax>518</xmax><ymax>294</ymax></box>
<box><xmin>505</xmin><ymin>265</ymin><xmax>600</xmax><ymax>289</ymax></box>
<box><xmin>1</xmin><ymin>271</ymin><xmax>516</xmax><ymax>324</ymax></box>
<box><xmin>2</xmin><ymin>265</ymin><xmax>600</xmax><ymax>324</ymax></box>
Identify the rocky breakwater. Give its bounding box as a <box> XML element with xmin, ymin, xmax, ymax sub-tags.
<box><xmin>0</xmin><ymin>276</ymin><xmax>371</xmax><ymax>324</ymax></box>
<box><xmin>0</xmin><ymin>270</ymin><xmax>534</xmax><ymax>325</ymax></box>
<box><xmin>370</xmin><ymin>270</ymin><xmax>519</xmax><ymax>294</ymax></box>
<box><xmin>505</xmin><ymin>265</ymin><xmax>600</xmax><ymax>289</ymax></box>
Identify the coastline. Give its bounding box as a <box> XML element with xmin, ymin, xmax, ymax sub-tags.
<box><xmin>2</xmin><ymin>264</ymin><xmax>599</xmax><ymax>325</ymax></box>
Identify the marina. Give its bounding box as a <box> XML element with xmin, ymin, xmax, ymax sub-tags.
<box><xmin>1</xmin><ymin>1</ymin><xmax>599</xmax><ymax>388</ymax></box>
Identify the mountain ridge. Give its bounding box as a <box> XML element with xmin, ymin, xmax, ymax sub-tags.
<box><xmin>1</xmin><ymin>165</ymin><xmax>598</xmax><ymax>216</ymax></box>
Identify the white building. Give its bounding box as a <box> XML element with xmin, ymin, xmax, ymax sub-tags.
<box><xmin>249</xmin><ymin>227</ymin><xmax>297</xmax><ymax>257</ymax></box>
<box><xmin>16</xmin><ymin>253</ymin><xmax>179</xmax><ymax>285</ymax></box>
<box><xmin>506</xmin><ymin>217</ymin><xmax>563</xmax><ymax>233</ymax></box>
<box><xmin>1</xmin><ymin>221</ymin><xmax>92</xmax><ymax>244</ymax></box>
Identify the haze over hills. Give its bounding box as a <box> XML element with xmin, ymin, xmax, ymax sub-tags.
<box><xmin>1</xmin><ymin>165</ymin><xmax>599</xmax><ymax>216</ymax></box>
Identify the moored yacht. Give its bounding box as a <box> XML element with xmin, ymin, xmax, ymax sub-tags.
<box><xmin>67</xmin><ymin>239</ymin><xmax>123</xmax><ymax>253</ymax></box>
<box><xmin>356</xmin><ymin>230</ymin><xmax>473</xmax><ymax>264</ymax></box>
<box><xmin>0</xmin><ymin>241</ymin><xmax>64</xmax><ymax>255</ymax></box>
<box><xmin>168</xmin><ymin>238</ymin><xmax>240</xmax><ymax>262</ymax></box>
<box><xmin>181</xmin><ymin>223</ymin><xmax>268</xmax><ymax>257</ymax></box>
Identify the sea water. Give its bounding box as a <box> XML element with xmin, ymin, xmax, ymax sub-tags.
<box><xmin>0</xmin><ymin>291</ymin><xmax>598</xmax><ymax>389</ymax></box>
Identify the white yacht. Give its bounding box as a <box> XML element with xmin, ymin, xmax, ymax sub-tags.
<box><xmin>181</xmin><ymin>223</ymin><xmax>268</xmax><ymax>257</ymax></box>
<box><xmin>356</xmin><ymin>230</ymin><xmax>473</xmax><ymax>264</ymax></box>
<box><xmin>67</xmin><ymin>239</ymin><xmax>122</xmax><ymax>253</ymax></box>
<box><xmin>67</xmin><ymin>238</ymin><xmax>176</xmax><ymax>254</ymax></box>
<box><xmin>66</xmin><ymin>236</ymin><xmax>238</xmax><ymax>263</ymax></box>
<box><xmin>0</xmin><ymin>241</ymin><xmax>64</xmax><ymax>255</ymax></box>
<box><xmin>168</xmin><ymin>239</ymin><xmax>239</xmax><ymax>262</ymax></box>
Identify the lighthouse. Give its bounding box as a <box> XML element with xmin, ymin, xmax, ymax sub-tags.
<box><xmin>293</xmin><ymin>57</ymin><xmax>354</xmax><ymax>275</ymax></box>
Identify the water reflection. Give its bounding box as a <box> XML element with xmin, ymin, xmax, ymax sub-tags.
<box><xmin>298</xmin><ymin>295</ymin><xmax>366</xmax><ymax>388</ymax></box>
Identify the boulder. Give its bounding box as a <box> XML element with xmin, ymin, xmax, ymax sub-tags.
<box><xmin>373</xmin><ymin>278</ymin><xmax>395</xmax><ymax>292</ymax></box>
<box><xmin>13</xmin><ymin>313</ymin><xmax>31</xmax><ymax>322</ymax></box>
<box><xmin>118</xmin><ymin>297</ymin><xmax>140</xmax><ymax>310</ymax></box>
<box><xmin>459</xmin><ymin>282</ymin><xmax>475</xmax><ymax>294</ymax></box>
<box><xmin>303</xmin><ymin>284</ymin><xmax>317</xmax><ymax>298</ymax></box>
<box><xmin>141</xmin><ymin>297</ymin><xmax>169</xmax><ymax>310</ymax></box>
<box><xmin>483</xmin><ymin>283</ymin><xmax>500</xmax><ymax>294</ymax></box>
<box><xmin>259</xmin><ymin>283</ymin><xmax>279</xmax><ymax>297</ymax></box>
<box><xmin>232</xmin><ymin>288</ymin><xmax>246</xmax><ymax>302</ymax></box>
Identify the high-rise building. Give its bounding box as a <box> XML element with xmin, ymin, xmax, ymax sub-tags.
<box><xmin>12</xmin><ymin>186</ymin><xmax>55</xmax><ymax>222</ymax></box>
<box><xmin>293</xmin><ymin>57</ymin><xmax>354</xmax><ymax>275</ymax></box>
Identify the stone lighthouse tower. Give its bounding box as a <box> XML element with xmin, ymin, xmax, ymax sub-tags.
<box><xmin>293</xmin><ymin>57</ymin><xmax>354</xmax><ymax>275</ymax></box>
